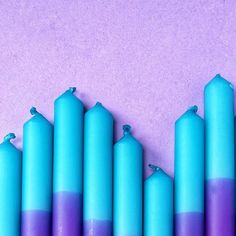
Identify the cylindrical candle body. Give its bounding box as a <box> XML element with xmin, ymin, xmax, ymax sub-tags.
<box><xmin>205</xmin><ymin>74</ymin><xmax>235</xmax><ymax>236</ymax></box>
<box><xmin>53</xmin><ymin>88</ymin><xmax>84</xmax><ymax>236</ymax></box>
<box><xmin>21</xmin><ymin>108</ymin><xmax>53</xmax><ymax>236</ymax></box>
<box><xmin>144</xmin><ymin>165</ymin><xmax>173</xmax><ymax>236</ymax></box>
<box><xmin>175</xmin><ymin>106</ymin><xmax>204</xmax><ymax>236</ymax></box>
<box><xmin>114</xmin><ymin>125</ymin><xmax>143</xmax><ymax>236</ymax></box>
<box><xmin>83</xmin><ymin>102</ymin><xmax>113</xmax><ymax>236</ymax></box>
<box><xmin>0</xmin><ymin>134</ymin><xmax>21</xmax><ymax>236</ymax></box>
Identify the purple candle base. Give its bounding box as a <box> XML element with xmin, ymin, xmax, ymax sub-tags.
<box><xmin>206</xmin><ymin>179</ymin><xmax>234</xmax><ymax>236</ymax></box>
<box><xmin>52</xmin><ymin>192</ymin><xmax>82</xmax><ymax>236</ymax></box>
<box><xmin>21</xmin><ymin>210</ymin><xmax>51</xmax><ymax>236</ymax></box>
<box><xmin>83</xmin><ymin>219</ymin><xmax>112</xmax><ymax>236</ymax></box>
<box><xmin>175</xmin><ymin>212</ymin><xmax>203</xmax><ymax>236</ymax></box>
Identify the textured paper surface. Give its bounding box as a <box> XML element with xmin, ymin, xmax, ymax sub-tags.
<box><xmin>1</xmin><ymin>1</ymin><xmax>236</xmax><ymax>177</ymax></box>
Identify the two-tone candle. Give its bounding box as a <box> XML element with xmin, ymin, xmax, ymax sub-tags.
<box><xmin>21</xmin><ymin>107</ymin><xmax>53</xmax><ymax>236</ymax></box>
<box><xmin>0</xmin><ymin>133</ymin><xmax>21</xmax><ymax>236</ymax></box>
<box><xmin>175</xmin><ymin>106</ymin><xmax>204</xmax><ymax>236</ymax></box>
<box><xmin>53</xmin><ymin>88</ymin><xmax>84</xmax><ymax>236</ymax></box>
<box><xmin>144</xmin><ymin>164</ymin><xmax>173</xmax><ymax>236</ymax></box>
<box><xmin>83</xmin><ymin>102</ymin><xmax>113</xmax><ymax>236</ymax></box>
<box><xmin>205</xmin><ymin>74</ymin><xmax>235</xmax><ymax>236</ymax></box>
<box><xmin>114</xmin><ymin>125</ymin><xmax>143</xmax><ymax>236</ymax></box>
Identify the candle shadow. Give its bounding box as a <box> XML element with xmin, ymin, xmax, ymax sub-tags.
<box><xmin>12</xmin><ymin>135</ymin><xmax>23</xmax><ymax>151</ymax></box>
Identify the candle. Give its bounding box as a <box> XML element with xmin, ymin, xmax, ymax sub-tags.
<box><xmin>52</xmin><ymin>87</ymin><xmax>84</xmax><ymax>236</ymax></box>
<box><xmin>205</xmin><ymin>74</ymin><xmax>235</xmax><ymax>236</ymax></box>
<box><xmin>113</xmin><ymin>125</ymin><xmax>143</xmax><ymax>236</ymax></box>
<box><xmin>83</xmin><ymin>102</ymin><xmax>113</xmax><ymax>236</ymax></box>
<box><xmin>21</xmin><ymin>107</ymin><xmax>53</xmax><ymax>236</ymax></box>
<box><xmin>144</xmin><ymin>164</ymin><xmax>173</xmax><ymax>236</ymax></box>
<box><xmin>0</xmin><ymin>133</ymin><xmax>21</xmax><ymax>236</ymax></box>
<box><xmin>175</xmin><ymin>106</ymin><xmax>204</xmax><ymax>236</ymax></box>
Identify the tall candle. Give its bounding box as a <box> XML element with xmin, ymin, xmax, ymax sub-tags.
<box><xmin>21</xmin><ymin>107</ymin><xmax>53</xmax><ymax>236</ymax></box>
<box><xmin>175</xmin><ymin>106</ymin><xmax>204</xmax><ymax>236</ymax></box>
<box><xmin>0</xmin><ymin>133</ymin><xmax>21</xmax><ymax>236</ymax></box>
<box><xmin>144</xmin><ymin>164</ymin><xmax>173</xmax><ymax>236</ymax></box>
<box><xmin>83</xmin><ymin>102</ymin><xmax>113</xmax><ymax>236</ymax></box>
<box><xmin>205</xmin><ymin>74</ymin><xmax>235</xmax><ymax>236</ymax></box>
<box><xmin>114</xmin><ymin>125</ymin><xmax>143</xmax><ymax>236</ymax></box>
<box><xmin>53</xmin><ymin>87</ymin><xmax>84</xmax><ymax>236</ymax></box>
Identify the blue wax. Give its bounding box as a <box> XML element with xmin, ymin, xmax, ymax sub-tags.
<box><xmin>53</xmin><ymin>87</ymin><xmax>84</xmax><ymax>193</ymax></box>
<box><xmin>22</xmin><ymin>107</ymin><xmax>53</xmax><ymax>212</ymax></box>
<box><xmin>83</xmin><ymin>102</ymin><xmax>113</xmax><ymax>224</ymax></box>
<box><xmin>175</xmin><ymin>106</ymin><xmax>204</xmax><ymax>236</ymax></box>
<box><xmin>0</xmin><ymin>133</ymin><xmax>21</xmax><ymax>236</ymax></box>
<box><xmin>144</xmin><ymin>164</ymin><xmax>173</xmax><ymax>236</ymax></box>
<box><xmin>113</xmin><ymin>125</ymin><xmax>143</xmax><ymax>236</ymax></box>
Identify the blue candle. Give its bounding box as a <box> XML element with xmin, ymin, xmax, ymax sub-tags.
<box><xmin>52</xmin><ymin>87</ymin><xmax>84</xmax><ymax>236</ymax></box>
<box><xmin>114</xmin><ymin>125</ymin><xmax>143</xmax><ymax>236</ymax></box>
<box><xmin>144</xmin><ymin>164</ymin><xmax>173</xmax><ymax>236</ymax></box>
<box><xmin>175</xmin><ymin>106</ymin><xmax>204</xmax><ymax>236</ymax></box>
<box><xmin>21</xmin><ymin>107</ymin><xmax>53</xmax><ymax>236</ymax></box>
<box><xmin>205</xmin><ymin>74</ymin><xmax>235</xmax><ymax>236</ymax></box>
<box><xmin>83</xmin><ymin>102</ymin><xmax>113</xmax><ymax>236</ymax></box>
<box><xmin>0</xmin><ymin>133</ymin><xmax>21</xmax><ymax>236</ymax></box>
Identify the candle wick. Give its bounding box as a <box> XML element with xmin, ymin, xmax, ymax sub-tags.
<box><xmin>3</xmin><ymin>133</ymin><xmax>16</xmax><ymax>142</ymax></box>
<box><xmin>69</xmin><ymin>87</ymin><xmax>76</xmax><ymax>93</ymax></box>
<box><xmin>148</xmin><ymin>164</ymin><xmax>160</xmax><ymax>172</ymax></box>
<box><xmin>30</xmin><ymin>107</ymin><xmax>38</xmax><ymax>115</ymax></box>
<box><xmin>188</xmin><ymin>105</ymin><xmax>198</xmax><ymax>113</ymax></box>
<box><xmin>96</xmin><ymin>102</ymin><xmax>102</xmax><ymax>106</ymax></box>
<box><xmin>123</xmin><ymin>124</ymin><xmax>131</xmax><ymax>135</ymax></box>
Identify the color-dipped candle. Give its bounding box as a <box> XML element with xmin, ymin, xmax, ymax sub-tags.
<box><xmin>205</xmin><ymin>74</ymin><xmax>235</xmax><ymax>236</ymax></box>
<box><xmin>0</xmin><ymin>133</ymin><xmax>21</xmax><ymax>236</ymax></box>
<box><xmin>53</xmin><ymin>87</ymin><xmax>84</xmax><ymax>236</ymax></box>
<box><xmin>144</xmin><ymin>164</ymin><xmax>173</xmax><ymax>236</ymax></box>
<box><xmin>114</xmin><ymin>125</ymin><xmax>143</xmax><ymax>236</ymax></box>
<box><xmin>175</xmin><ymin>106</ymin><xmax>204</xmax><ymax>236</ymax></box>
<box><xmin>83</xmin><ymin>102</ymin><xmax>113</xmax><ymax>236</ymax></box>
<box><xmin>21</xmin><ymin>107</ymin><xmax>53</xmax><ymax>236</ymax></box>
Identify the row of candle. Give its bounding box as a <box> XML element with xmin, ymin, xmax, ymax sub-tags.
<box><xmin>0</xmin><ymin>73</ymin><xmax>234</xmax><ymax>236</ymax></box>
<box><xmin>175</xmin><ymin>74</ymin><xmax>234</xmax><ymax>236</ymax></box>
<box><xmin>0</xmin><ymin>86</ymin><xmax>171</xmax><ymax>236</ymax></box>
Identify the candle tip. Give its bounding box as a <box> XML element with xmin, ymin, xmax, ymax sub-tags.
<box><xmin>3</xmin><ymin>133</ymin><xmax>16</xmax><ymax>142</ymax></box>
<box><xmin>123</xmin><ymin>124</ymin><xmax>131</xmax><ymax>135</ymax></box>
<box><xmin>188</xmin><ymin>105</ymin><xmax>198</xmax><ymax>113</ymax></box>
<box><xmin>96</xmin><ymin>102</ymin><xmax>102</xmax><ymax>106</ymax></box>
<box><xmin>69</xmin><ymin>87</ymin><xmax>76</xmax><ymax>93</ymax></box>
<box><xmin>30</xmin><ymin>107</ymin><xmax>38</xmax><ymax>115</ymax></box>
<box><xmin>148</xmin><ymin>164</ymin><xmax>160</xmax><ymax>172</ymax></box>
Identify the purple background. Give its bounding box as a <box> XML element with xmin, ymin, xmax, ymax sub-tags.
<box><xmin>1</xmin><ymin>0</ymin><xmax>236</xmax><ymax>177</ymax></box>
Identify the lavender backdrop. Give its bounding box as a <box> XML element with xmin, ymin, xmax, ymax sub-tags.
<box><xmin>1</xmin><ymin>0</ymin><xmax>236</xmax><ymax>177</ymax></box>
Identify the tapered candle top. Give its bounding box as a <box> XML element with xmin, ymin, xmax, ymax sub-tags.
<box><xmin>84</xmin><ymin>102</ymin><xmax>113</xmax><ymax>123</ymax></box>
<box><xmin>117</xmin><ymin>124</ymin><xmax>142</xmax><ymax>148</ymax></box>
<box><xmin>205</xmin><ymin>74</ymin><xmax>233</xmax><ymax>90</ymax></box>
<box><xmin>29</xmin><ymin>107</ymin><xmax>48</xmax><ymax>120</ymax></box>
<box><xmin>55</xmin><ymin>87</ymin><xmax>83</xmax><ymax>107</ymax></box>
<box><xmin>3</xmin><ymin>133</ymin><xmax>16</xmax><ymax>143</ymax></box>
<box><xmin>176</xmin><ymin>105</ymin><xmax>201</xmax><ymax>126</ymax></box>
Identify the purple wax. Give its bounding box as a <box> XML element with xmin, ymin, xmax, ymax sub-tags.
<box><xmin>52</xmin><ymin>192</ymin><xmax>82</xmax><ymax>236</ymax></box>
<box><xmin>21</xmin><ymin>210</ymin><xmax>51</xmax><ymax>236</ymax></box>
<box><xmin>175</xmin><ymin>212</ymin><xmax>203</xmax><ymax>236</ymax></box>
<box><xmin>83</xmin><ymin>220</ymin><xmax>112</xmax><ymax>236</ymax></box>
<box><xmin>206</xmin><ymin>179</ymin><xmax>234</xmax><ymax>236</ymax></box>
